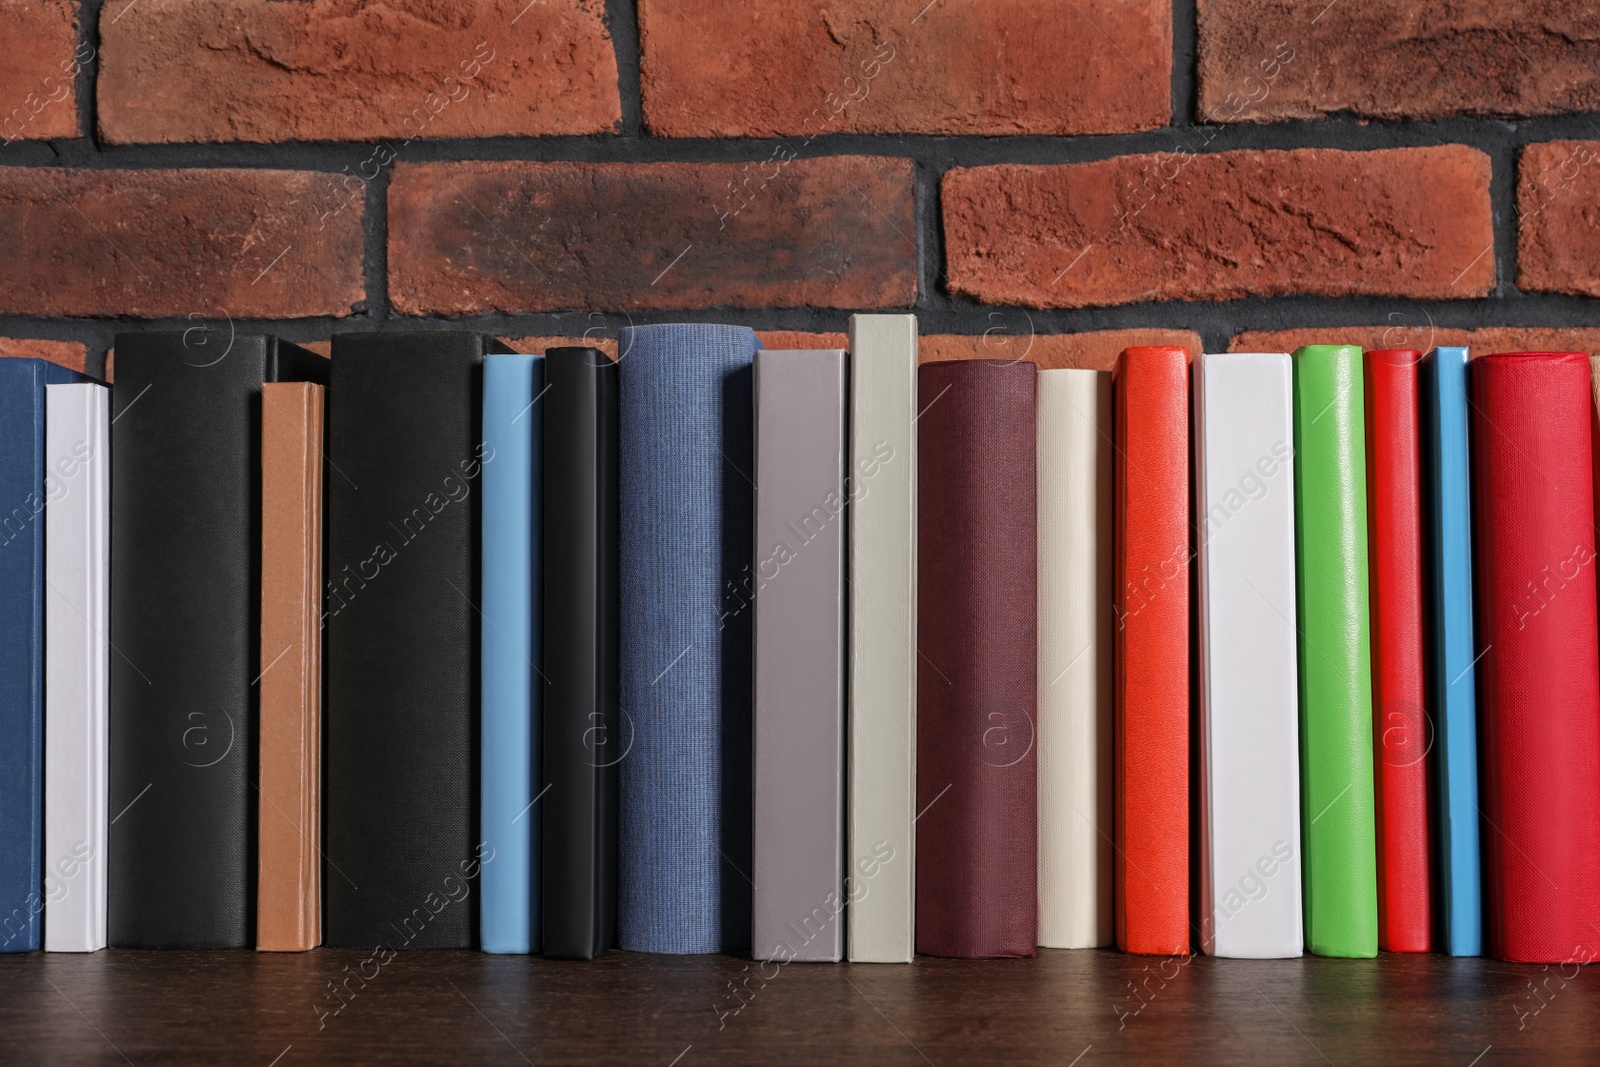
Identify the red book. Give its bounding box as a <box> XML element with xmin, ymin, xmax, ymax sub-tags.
<box><xmin>1363</xmin><ymin>350</ymin><xmax>1432</xmax><ymax>952</ymax></box>
<box><xmin>915</xmin><ymin>359</ymin><xmax>1037</xmax><ymax>958</ymax></box>
<box><xmin>1113</xmin><ymin>346</ymin><xmax>1189</xmax><ymax>956</ymax></box>
<box><xmin>1470</xmin><ymin>352</ymin><xmax>1600</xmax><ymax>964</ymax></box>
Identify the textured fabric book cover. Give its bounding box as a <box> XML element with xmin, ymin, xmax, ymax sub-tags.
<box><xmin>0</xmin><ymin>358</ymin><xmax>83</xmax><ymax>953</ymax></box>
<box><xmin>752</xmin><ymin>350</ymin><xmax>847</xmax><ymax>963</ymax></box>
<box><xmin>110</xmin><ymin>332</ymin><xmax>326</xmax><ymax>950</ymax></box>
<box><xmin>1194</xmin><ymin>353</ymin><xmax>1303</xmax><ymax>958</ymax></box>
<box><xmin>1036</xmin><ymin>369</ymin><xmax>1114</xmax><ymax>950</ymax></box>
<box><xmin>1291</xmin><ymin>344</ymin><xmax>1379</xmax><ymax>958</ymax></box>
<box><xmin>846</xmin><ymin>313</ymin><xmax>917</xmax><ymax>963</ymax></box>
<box><xmin>1470</xmin><ymin>352</ymin><xmax>1600</xmax><ymax>964</ymax></box>
<box><xmin>542</xmin><ymin>347</ymin><xmax>619</xmax><ymax>960</ymax></box>
<box><xmin>617</xmin><ymin>324</ymin><xmax>760</xmax><ymax>954</ymax></box>
<box><xmin>326</xmin><ymin>332</ymin><xmax>508</xmax><ymax>951</ymax></box>
<box><xmin>1113</xmin><ymin>346</ymin><xmax>1190</xmax><ymax>956</ymax></box>
<box><xmin>481</xmin><ymin>354</ymin><xmax>542</xmax><ymax>955</ymax></box>
<box><xmin>1420</xmin><ymin>346</ymin><xmax>1483</xmax><ymax>958</ymax></box>
<box><xmin>43</xmin><ymin>382</ymin><xmax>109</xmax><ymax>953</ymax></box>
<box><xmin>1363</xmin><ymin>349</ymin><xmax>1433</xmax><ymax>953</ymax></box>
<box><xmin>916</xmin><ymin>359</ymin><xmax>1038</xmax><ymax>959</ymax></box>
<box><xmin>257</xmin><ymin>382</ymin><xmax>325</xmax><ymax>952</ymax></box>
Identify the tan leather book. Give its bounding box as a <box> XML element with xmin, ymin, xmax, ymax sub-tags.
<box><xmin>257</xmin><ymin>382</ymin><xmax>324</xmax><ymax>951</ymax></box>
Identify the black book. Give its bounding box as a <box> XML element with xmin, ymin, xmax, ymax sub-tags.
<box><xmin>541</xmin><ymin>348</ymin><xmax>620</xmax><ymax>959</ymax></box>
<box><xmin>109</xmin><ymin>330</ymin><xmax>327</xmax><ymax>949</ymax></box>
<box><xmin>324</xmin><ymin>332</ymin><xmax>508</xmax><ymax>950</ymax></box>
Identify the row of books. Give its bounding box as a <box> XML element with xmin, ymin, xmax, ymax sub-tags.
<box><xmin>3</xmin><ymin>320</ymin><xmax>1597</xmax><ymax>966</ymax></box>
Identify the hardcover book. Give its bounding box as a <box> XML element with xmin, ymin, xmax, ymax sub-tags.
<box><xmin>542</xmin><ymin>347</ymin><xmax>619</xmax><ymax>960</ymax></box>
<box><xmin>1036</xmin><ymin>369</ymin><xmax>1114</xmax><ymax>950</ymax></box>
<box><xmin>325</xmin><ymin>332</ymin><xmax>508</xmax><ymax>950</ymax></box>
<box><xmin>916</xmin><ymin>359</ymin><xmax>1038</xmax><ymax>959</ymax></box>
<box><xmin>481</xmin><ymin>354</ymin><xmax>542</xmax><ymax>955</ymax></box>
<box><xmin>846</xmin><ymin>314</ymin><xmax>918</xmax><ymax>963</ymax></box>
<box><xmin>1363</xmin><ymin>350</ymin><xmax>1433</xmax><ymax>953</ymax></box>
<box><xmin>43</xmin><ymin>382</ymin><xmax>109</xmax><ymax>953</ymax></box>
<box><xmin>751</xmin><ymin>349</ymin><xmax>847</xmax><ymax>963</ymax></box>
<box><xmin>1470</xmin><ymin>352</ymin><xmax>1600</xmax><ymax>964</ymax></box>
<box><xmin>616</xmin><ymin>324</ymin><xmax>759</xmax><ymax>954</ymax></box>
<box><xmin>257</xmin><ymin>382</ymin><xmax>325</xmax><ymax>952</ymax></box>
<box><xmin>1292</xmin><ymin>344</ymin><xmax>1379</xmax><ymax>959</ymax></box>
<box><xmin>1194</xmin><ymin>353</ymin><xmax>1303</xmax><ymax>958</ymax></box>
<box><xmin>109</xmin><ymin>332</ymin><xmax>326</xmax><ymax>949</ymax></box>
<box><xmin>1113</xmin><ymin>346</ymin><xmax>1190</xmax><ymax>956</ymax></box>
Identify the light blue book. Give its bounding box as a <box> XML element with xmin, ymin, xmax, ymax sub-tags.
<box><xmin>1421</xmin><ymin>346</ymin><xmax>1482</xmax><ymax>956</ymax></box>
<box><xmin>480</xmin><ymin>353</ymin><xmax>542</xmax><ymax>954</ymax></box>
<box><xmin>617</xmin><ymin>323</ymin><xmax>761</xmax><ymax>954</ymax></box>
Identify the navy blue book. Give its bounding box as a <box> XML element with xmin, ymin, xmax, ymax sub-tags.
<box><xmin>0</xmin><ymin>357</ymin><xmax>86</xmax><ymax>952</ymax></box>
<box><xmin>617</xmin><ymin>324</ymin><xmax>760</xmax><ymax>954</ymax></box>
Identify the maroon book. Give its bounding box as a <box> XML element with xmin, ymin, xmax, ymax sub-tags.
<box><xmin>915</xmin><ymin>359</ymin><xmax>1038</xmax><ymax>958</ymax></box>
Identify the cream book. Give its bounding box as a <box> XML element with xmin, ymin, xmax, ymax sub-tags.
<box><xmin>1195</xmin><ymin>353</ymin><xmax>1303</xmax><ymax>958</ymax></box>
<box><xmin>846</xmin><ymin>314</ymin><xmax>917</xmax><ymax>963</ymax></box>
<box><xmin>1036</xmin><ymin>369</ymin><xmax>1114</xmax><ymax>948</ymax></box>
<box><xmin>44</xmin><ymin>383</ymin><xmax>110</xmax><ymax>953</ymax></box>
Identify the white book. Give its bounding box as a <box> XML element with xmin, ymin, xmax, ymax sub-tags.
<box><xmin>846</xmin><ymin>314</ymin><xmax>916</xmax><ymax>963</ymax></box>
<box><xmin>1036</xmin><ymin>369</ymin><xmax>1114</xmax><ymax>948</ymax></box>
<box><xmin>44</xmin><ymin>382</ymin><xmax>110</xmax><ymax>952</ymax></box>
<box><xmin>1194</xmin><ymin>353</ymin><xmax>1303</xmax><ymax>958</ymax></box>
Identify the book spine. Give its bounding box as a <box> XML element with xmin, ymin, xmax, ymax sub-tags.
<box><xmin>1422</xmin><ymin>347</ymin><xmax>1483</xmax><ymax>958</ymax></box>
<box><xmin>325</xmin><ymin>332</ymin><xmax>492</xmax><ymax>951</ymax></box>
<box><xmin>480</xmin><ymin>354</ymin><xmax>541</xmax><ymax>955</ymax></box>
<box><xmin>44</xmin><ymin>382</ymin><xmax>109</xmax><ymax>953</ymax></box>
<box><xmin>1114</xmin><ymin>346</ymin><xmax>1190</xmax><ymax>956</ymax></box>
<box><xmin>1470</xmin><ymin>352</ymin><xmax>1600</xmax><ymax>964</ymax></box>
<box><xmin>257</xmin><ymin>382</ymin><xmax>325</xmax><ymax>952</ymax></box>
<box><xmin>542</xmin><ymin>348</ymin><xmax>619</xmax><ymax>960</ymax></box>
<box><xmin>751</xmin><ymin>350</ymin><xmax>847</xmax><ymax>963</ymax></box>
<box><xmin>1195</xmin><ymin>353</ymin><xmax>1302</xmax><ymax>959</ymax></box>
<box><xmin>616</xmin><ymin>324</ymin><xmax>759</xmax><ymax>954</ymax></box>
<box><xmin>1036</xmin><ymin>369</ymin><xmax>1114</xmax><ymax>949</ymax></box>
<box><xmin>1363</xmin><ymin>350</ymin><xmax>1433</xmax><ymax>953</ymax></box>
<box><xmin>846</xmin><ymin>314</ymin><xmax>917</xmax><ymax>963</ymax></box>
<box><xmin>1292</xmin><ymin>344</ymin><xmax>1379</xmax><ymax>958</ymax></box>
<box><xmin>916</xmin><ymin>359</ymin><xmax>1037</xmax><ymax>958</ymax></box>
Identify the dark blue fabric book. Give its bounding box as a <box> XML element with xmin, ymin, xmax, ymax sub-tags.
<box><xmin>617</xmin><ymin>324</ymin><xmax>760</xmax><ymax>954</ymax></box>
<box><xmin>0</xmin><ymin>357</ymin><xmax>86</xmax><ymax>952</ymax></box>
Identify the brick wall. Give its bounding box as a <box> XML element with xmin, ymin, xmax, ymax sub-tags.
<box><xmin>2</xmin><ymin>0</ymin><xmax>1598</xmax><ymax>379</ymax></box>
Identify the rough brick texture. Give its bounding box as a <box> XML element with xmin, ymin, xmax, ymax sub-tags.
<box><xmin>1231</xmin><ymin>327</ymin><xmax>1600</xmax><ymax>357</ymax></box>
<box><xmin>638</xmin><ymin>0</ymin><xmax>1170</xmax><ymax>137</ymax></box>
<box><xmin>1197</xmin><ymin>0</ymin><xmax>1600</xmax><ymax>122</ymax></box>
<box><xmin>942</xmin><ymin>146</ymin><xmax>1494</xmax><ymax>309</ymax></box>
<box><xmin>0</xmin><ymin>168</ymin><xmax>364</xmax><ymax>318</ymax></box>
<box><xmin>1517</xmin><ymin>141</ymin><xmax>1600</xmax><ymax>298</ymax></box>
<box><xmin>922</xmin><ymin>329</ymin><xmax>1202</xmax><ymax>370</ymax></box>
<box><xmin>389</xmin><ymin>158</ymin><xmax>916</xmax><ymax>313</ymax></box>
<box><xmin>98</xmin><ymin>0</ymin><xmax>620</xmax><ymax>144</ymax></box>
<box><xmin>0</xmin><ymin>337</ymin><xmax>89</xmax><ymax>373</ymax></box>
<box><xmin>0</xmin><ymin>0</ymin><xmax>81</xmax><ymax>141</ymax></box>
<box><xmin>509</xmin><ymin>331</ymin><xmax>848</xmax><ymax>360</ymax></box>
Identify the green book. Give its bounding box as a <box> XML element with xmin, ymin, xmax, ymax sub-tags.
<box><xmin>1291</xmin><ymin>345</ymin><xmax>1379</xmax><ymax>958</ymax></box>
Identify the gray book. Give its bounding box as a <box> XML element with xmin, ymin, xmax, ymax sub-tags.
<box><xmin>751</xmin><ymin>350</ymin><xmax>848</xmax><ymax>962</ymax></box>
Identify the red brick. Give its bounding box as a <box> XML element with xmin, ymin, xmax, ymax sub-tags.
<box><xmin>0</xmin><ymin>337</ymin><xmax>89</xmax><ymax>374</ymax></box>
<box><xmin>508</xmin><ymin>331</ymin><xmax>849</xmax><ymax>360</ymax></box>
<box><xmin>0</xmin><ymin>0</ymin><xmax>81</xmax><ymax>141</ymax></box>
<box><xmin>1230</xmin><ymin>327</ymin><xmax>1600</xmax><ymax>358</ymax></box>
<box><xmin>639</xmin><ymin>0</ymin><xmax>1169</xmax><ymax>137</ymax></box>
<box><xmin>98</xmin><ymin>0</ymin><xmax>619</xmax><ymax>144</ymax></box>
<box><xmin>389</xmin><ymin>158</ymin><xmax>916</xmax><ymax>314</ymax></box>
<box><xmin>0</xmin><ymin>168</ymin><xmax>364</xmax><ymax>318</ymax></box>
<box><xmin>1517</xmin><ymin>141</ymin><xmax>1600</xmax><ymax>297</ymax></box>
<box><xmin>1197</xmin><ymin>0</ymin><xmax>1600</xmax><ymax>122</ymax></box>
<box><xmin>921</xmin><ymin>329</ymin><xmax>1202</xmax><ymax>370</ymax></box>
<box><xmin>942</xmin><ymin>146</ymin><xmax>1494</xmax><ymax>309</ymax></box>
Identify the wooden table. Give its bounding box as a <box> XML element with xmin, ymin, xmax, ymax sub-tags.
<box><xmin>0</xmin><ymin>948</ymin><xmax>1592</xmax><ymax>1064</ymax></box>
